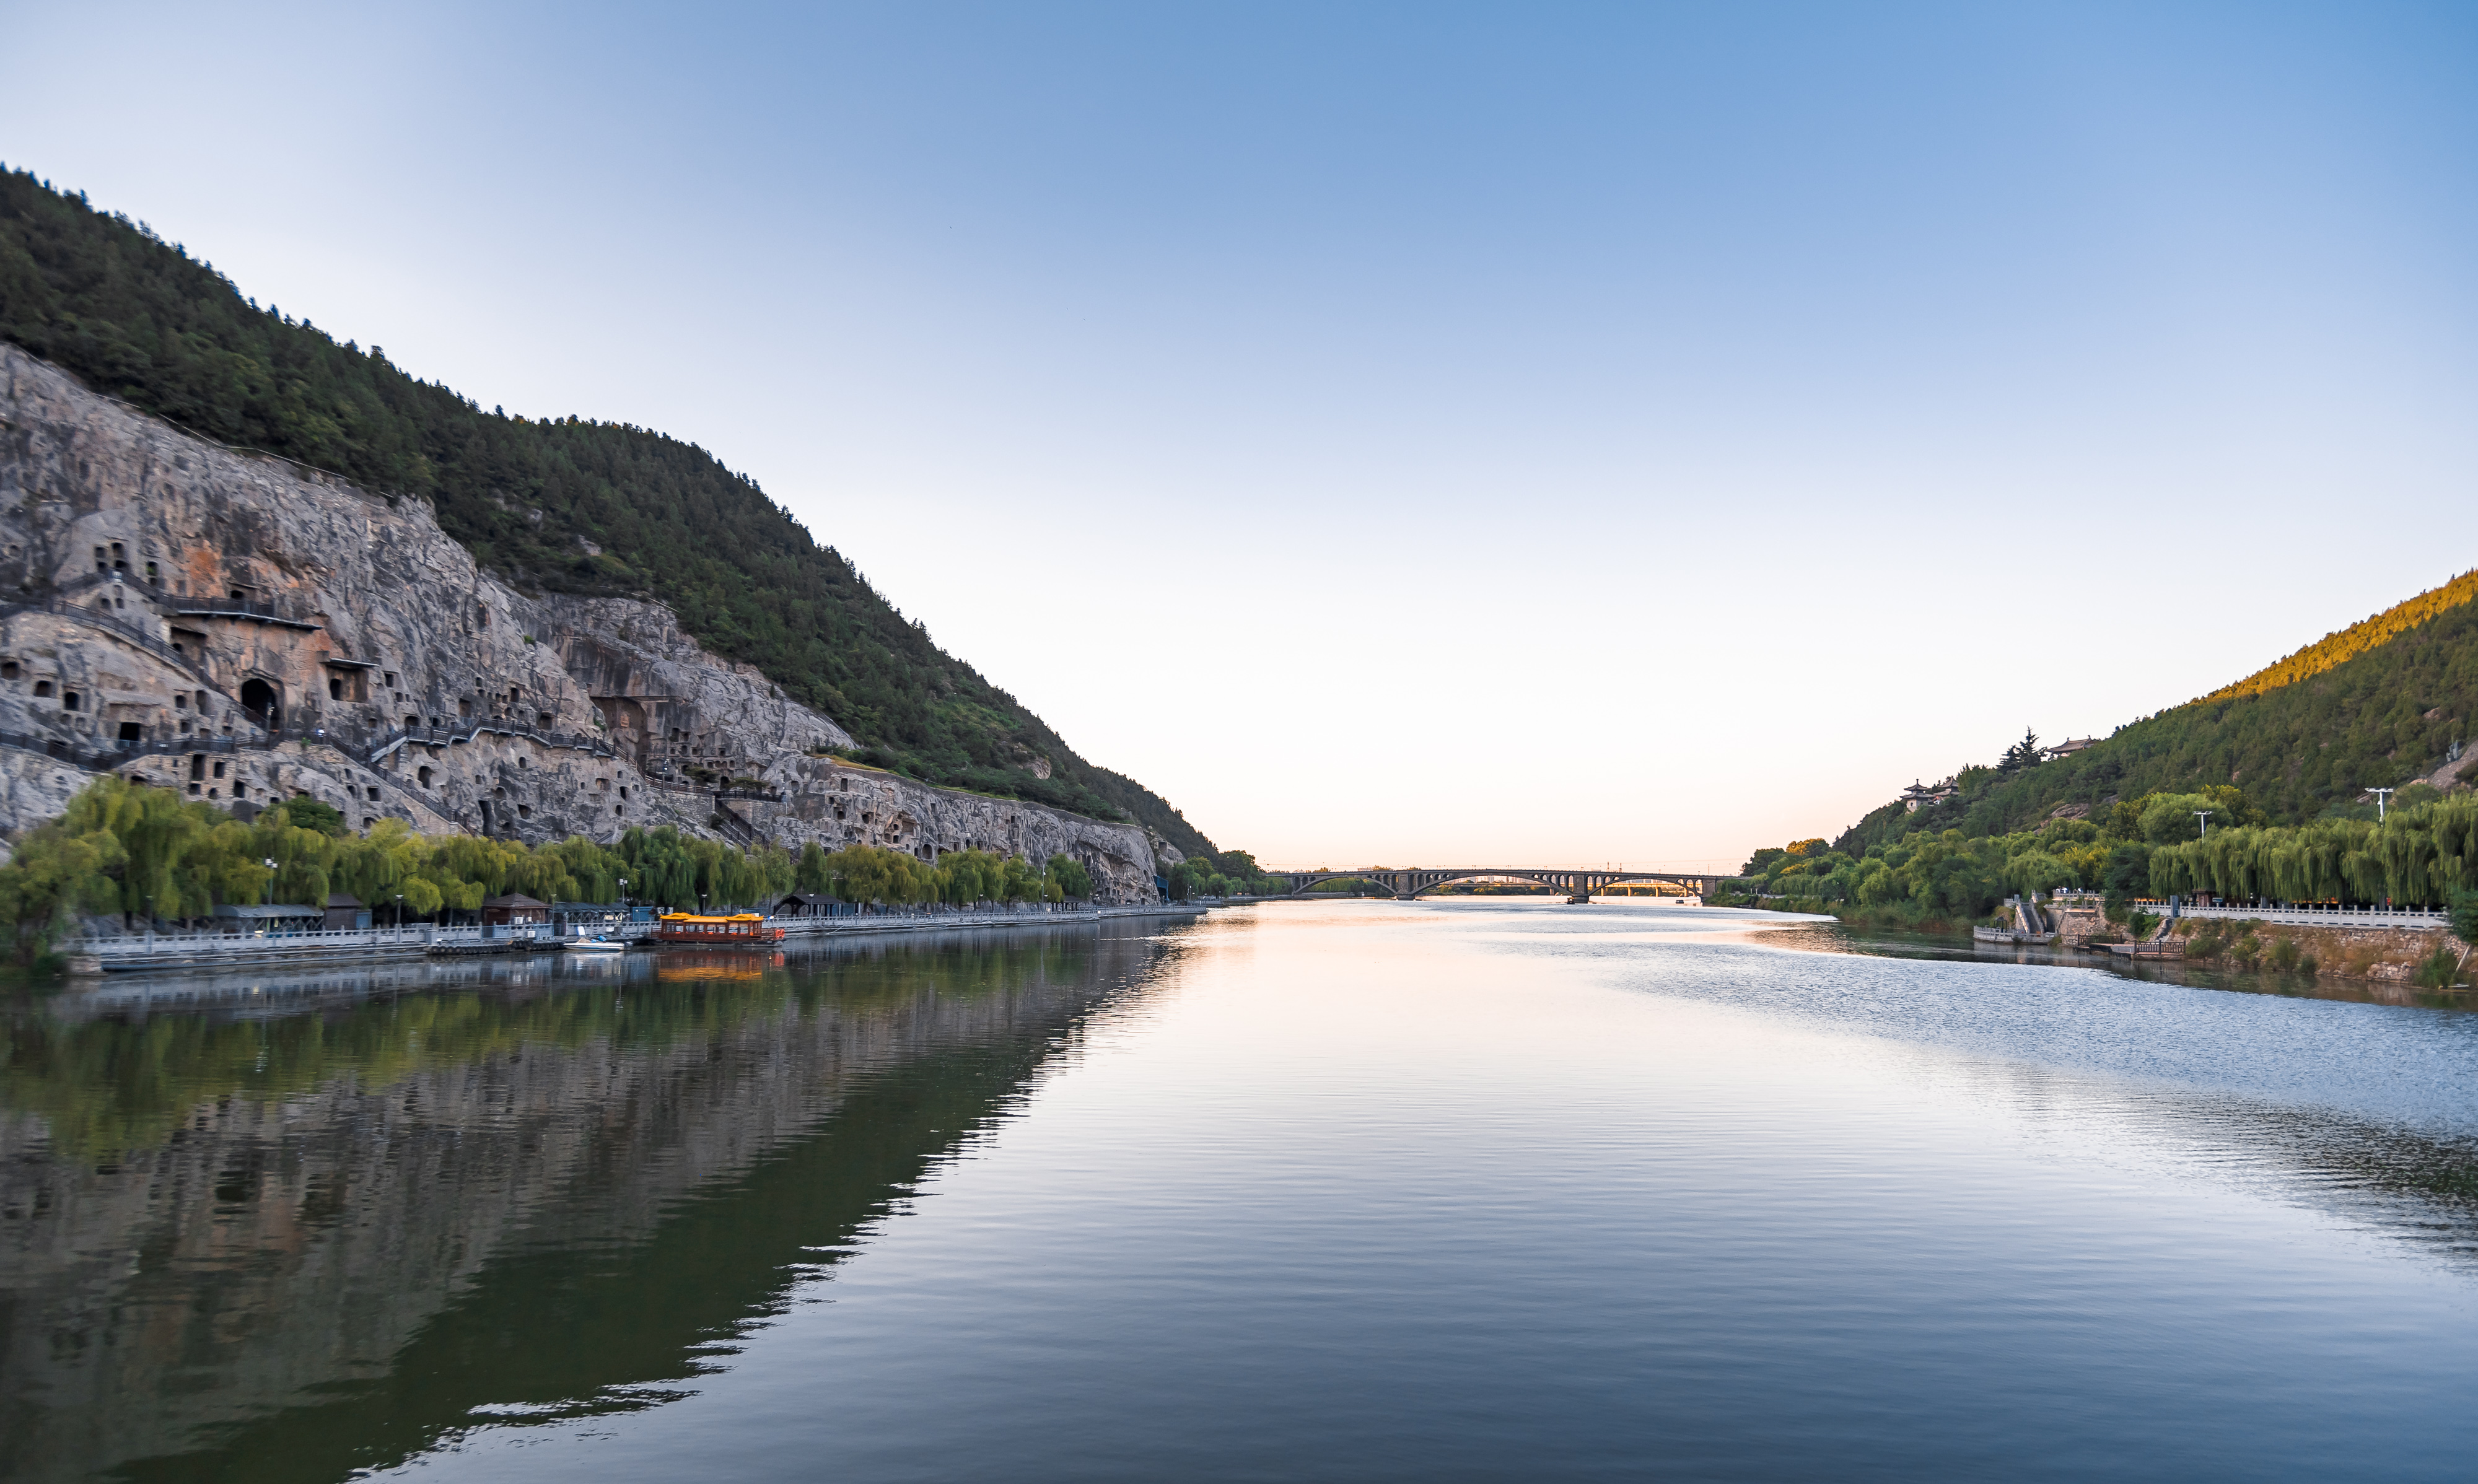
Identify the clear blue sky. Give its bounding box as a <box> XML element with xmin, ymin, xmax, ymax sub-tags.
<box><xmin>7</xmin><ymin>2</ymin><xmax>2476</xmax><ymax>866</ymax></box>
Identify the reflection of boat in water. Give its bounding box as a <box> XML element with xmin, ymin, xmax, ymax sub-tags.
<box><xmin>655</xmin><ymin>949</ymin><xmax>783</xmax><ymax>982</ymax></box>
<box><xmin>655</xmin><ymin>912</ymin><xmax>787</xmax><ymax>947</ymax></box>
<box><xmin>564</xmin><ymin>936</ymin><xmax>629</xmax><ymax>953</ymax></box>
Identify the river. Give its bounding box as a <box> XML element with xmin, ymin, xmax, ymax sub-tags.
<box><xmin>5</xmin><ymin>899</ymin><xmax>2477</xmax><ymax>1481</ymax></box>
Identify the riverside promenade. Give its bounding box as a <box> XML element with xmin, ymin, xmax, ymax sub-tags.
<box><xmin>2126</xmin><ymin>897</ymin><xmax>2461</xmax><ymax>930</ymax></box>
<box><xmin>68</xmin><ymin>901</ymin><xmax>1212</xmax><ymax>974</ymax></box>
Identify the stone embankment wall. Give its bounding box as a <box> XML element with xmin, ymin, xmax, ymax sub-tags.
<box><xmin>2049</xmin><ymin>898</ymin><xmax>2468</xmax><ymax>981</ymax></box>
<box><xmin>0</xmin><ymin>344</ymin><xmax>1160</xmax><ymax>899</ymax></box>
<box><xmin>2051</xmin><ymin>902</ymin><xmax>2111</xmax><ymax>945</ymax></box>
<box><xmin>2163</xmin><ymin>920</ymin><xmax>2471</xmax><ymax>982</ymax></box>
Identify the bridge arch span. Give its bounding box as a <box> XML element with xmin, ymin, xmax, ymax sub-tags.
<box><xmin>1394</xmin><ymin>870</ymin><xmax>1569</xmax><ymax>898</ymax></box>
<box><xmin>1276</xmin><ymin>868</ymin><xmax>1718</xmax><ymax>900</ymax></box>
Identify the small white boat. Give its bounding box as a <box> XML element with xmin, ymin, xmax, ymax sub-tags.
<box><xmin>565</xmin><ymin>936</ymin><xmax>629</xmax><ymax>953</ymax></box>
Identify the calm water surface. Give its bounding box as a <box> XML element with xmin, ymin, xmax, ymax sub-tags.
<box><xmin>7</xmin><ymin>899</ymin><xmax>2478</xmax><ymax>1481</ymax></box>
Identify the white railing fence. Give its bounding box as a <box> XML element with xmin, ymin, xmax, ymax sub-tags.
<box><xmin>2123</xmin><ymin>899</ymin><xmax>2454</xmax><ymax>929</ymax></box>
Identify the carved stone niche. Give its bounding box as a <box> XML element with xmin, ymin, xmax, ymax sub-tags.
<box><xmin>593</xmin><ymin>696</ymin><xmax>649</xmax><ymax>763</ymax></box>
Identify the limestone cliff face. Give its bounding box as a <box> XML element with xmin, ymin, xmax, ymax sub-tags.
<box><xmin>0</xmin><ymin>344</ymin><xmax>1161</xmax><ymax>900</ymax></box>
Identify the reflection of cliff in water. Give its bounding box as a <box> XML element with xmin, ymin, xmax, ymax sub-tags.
<box><xmin>0</xmin><ymin>924</ymin><xmax>1175</xmax><ymax>1483</ymax></box>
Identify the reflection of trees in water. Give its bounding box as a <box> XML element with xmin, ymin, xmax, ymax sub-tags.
<box><xmin>1</xmin><ymin>930</ymin><xmax>1118</xmax><ymax>1164</ymax></box>
<box><xmin>1985</xmin><ymin>1067</ymin><xmax>2478</xmax><ymax>1267</ymax></box>
<box><xmin>1779</xmin><ymin>920</ymin><xmax>2478</xmax><ymax>1011</ymax></box>
<box><xmin>2135</xmin><ymin>1093</ymin><xmax>2478</xmax><ymax>1265</ymax></box>
<box><xmin>1763</xmin><ymin>923</ymin><xmax>2478</xmax><ymax>1262</ymax></box>
<box><xmin>0</xmin><ymin>923</ymin><xmax>1167</xmax><ymax>1484</ymax></box>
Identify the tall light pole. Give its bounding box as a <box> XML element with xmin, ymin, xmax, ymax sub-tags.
<box><xmin>2194</xmin><ymin>810</ymin><xmax>2213</xmax><ymax>838</ymax></box>
<box><xmin>2371</xmin><ymin>787</ymin><xmax>2395</xmax><ymax>821</ymax></box>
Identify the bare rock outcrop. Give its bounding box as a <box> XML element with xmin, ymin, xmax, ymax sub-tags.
<box><xmin>0</xmin><ymin>343</ymin><xmax>1160</xmax><ymax>900</ymax></box>
<box><xmin>533</xmin><ymin>593</ymin><xmax>850</xmax><ymax>775</ymax></box>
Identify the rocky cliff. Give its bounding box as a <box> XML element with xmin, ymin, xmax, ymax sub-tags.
<box><xmin>0</xmin><ymin>344</ymin><xmax>1162</xmax><ymax>900</ymax></box>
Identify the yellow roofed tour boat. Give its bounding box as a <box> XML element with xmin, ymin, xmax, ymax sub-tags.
<box><xmin>654</xmin><ymin>912</ymin><xmax>788</xmax><ymax>947</ymax></box>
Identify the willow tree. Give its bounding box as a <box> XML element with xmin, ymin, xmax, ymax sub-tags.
<box><xmin>1045</xmin><ymin>854</ymin><xmax>1092</xmax><ymax>900</ymax></box>
<box><xmin>0</xmin><ymin>820</ymin><xmax>124</xmax><ymax>961</ymax></box>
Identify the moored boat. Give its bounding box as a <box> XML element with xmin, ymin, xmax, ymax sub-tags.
<box><xmin>655</xmin><ymin>912</ymin><xmax>788</xmax><ymax>947</ymax></box>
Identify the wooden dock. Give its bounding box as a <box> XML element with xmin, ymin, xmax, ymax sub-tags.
<box><xmin>2101</xmin><ymin>939</ymin><xmax>2186</xmax><ymax>959</ymax></box>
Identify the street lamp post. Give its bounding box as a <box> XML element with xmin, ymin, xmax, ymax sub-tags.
<box><xmin>2194</xmin><ymin>810</ymin><xmax>2213</xmax><ymax>838</ymax></box>
<box><xmin>2371</xmin><ymin>787</ymin><xmax>2395</xmax><ymax>821</ymax></box>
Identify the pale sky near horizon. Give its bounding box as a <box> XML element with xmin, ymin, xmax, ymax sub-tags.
<box><xmin>6</xmin><ymin>2</ymin><xmax>2476</xmax><ymax>869</ymax></box>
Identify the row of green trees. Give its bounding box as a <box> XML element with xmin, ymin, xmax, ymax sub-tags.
<box><xmin>1164</xmin><ymin>850</ymin><xmax>1287</xmax><ymax>900</ymax></box>
<box><xmin>0</xmin><ymin>779</ymin><xmax>1100</xmax><ymax>964</ymax></box>
<box><xmin>1730</xmin><ymin>785</ymin><xmax>2478</xmax><ymax>923</ymax></box>
<box><xmin>2143</xmin><ymin>800</ymin><xmax>2478</xmax><ymax>906</ymax></box>
<box><xmin>0</xmin><ymin>167</ymin><xmax>1217</xmax><ymax>855</ymax></box>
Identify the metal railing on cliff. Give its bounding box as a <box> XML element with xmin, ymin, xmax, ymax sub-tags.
<box><xmin>0</xmin><ymin>712</ymin><xmax>623</xmax><ymax>779</ymax></box>
<box><xmin>0</xmin><ymin>576</ymin><xmax>224</xmax><ymax>686</ymax></box>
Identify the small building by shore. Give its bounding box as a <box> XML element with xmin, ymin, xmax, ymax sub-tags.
<box><xmin>479</xmin><ymin>893</ymin><xmax>550</xmax><ymax>927</ymax></box>
<box><xmin>324</xmin><ymin>894</ymin><xmax>370</xmax><ymax>931</ymax></box>
<box><xmin>214</xmin><ymin>903</ymin><xmax>325</xmax><ymax>933</ymax></box>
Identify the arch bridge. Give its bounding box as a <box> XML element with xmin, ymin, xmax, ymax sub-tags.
<box><xmin>1269</xmin><ymin>868</ymin><xmax>1727</xmax><ymax>901</ymax></box>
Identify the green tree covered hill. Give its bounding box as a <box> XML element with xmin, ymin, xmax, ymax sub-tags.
<box><xmin>2196</xmin><ymin>567</ymin><xmax>2478</xmax><ymax>705</ymax></box>
<box><xmin>1829</xmin><ymin>567</ymin><xmax>2478</xmax><ymax>857</ymax></box>
<box><xmin>0</xmin><ymin>168</ymin><xmax>1212</xmax><ymax>855</ymax></box>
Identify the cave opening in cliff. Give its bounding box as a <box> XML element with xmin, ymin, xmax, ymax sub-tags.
<box><xmin>240</xmin><ymin>678</ymin><xmax>279</xmax><ymax>725</ymax></box>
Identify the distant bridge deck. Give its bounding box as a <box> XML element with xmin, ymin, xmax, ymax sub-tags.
<box><xmin>1270</xmin><ymin>868</ymin><xmax>1727</xmax><ymax>899</ymax></box>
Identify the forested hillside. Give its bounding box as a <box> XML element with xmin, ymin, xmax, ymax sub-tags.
<box><xmin>1723</xmin><ymin>569</ymin><xmax>2478</xmax><ymax>924</ymax></box>
<box><xmin>2196</xmin><ymin>568</ymin><xmax>2478</xmax><ymax>705</ymax></box>
<box><xmin>1834</xmin><ymin>567</ymin><xmax>2478</xmax><ymax>855</ymax></box>
<box><xmin>0</xmin><ymin>168</ymin><xmax>1212</xmax><ymax>855</ymax></box>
